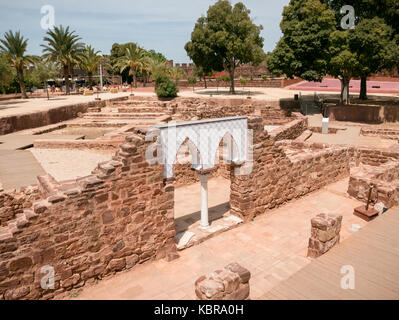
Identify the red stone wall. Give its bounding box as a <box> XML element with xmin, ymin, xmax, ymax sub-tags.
<box><xmin>0</xmin><ymin>130</ymin><xmax>176</xmax><ymax>300</ymax></box>
<box><xmin>268</xmin><ymin>117</ymin><xmax>308</xmax><ymax>141</ymax></box>
<box><xmin>360</xmin><ymin>127</ymin><xmax>399</xmax><ymax>141</ymax></box>
<box><xmin>326</xmin><ymin>103</ymin><xmax>399</xmax><ymax>124</ymax></box>
<box><xmin>356</xmin><ymin>147</ymin><xmax>399</xmax><ymax>166</ymax></box>
<box><xmin>0</xmin><ymin>187</ymin><xmax>41</xmax><ymax>227</ymax></box>
<box><xmin>230</xmin><ymin>125</ymin><xmax>352</xmax><ymax>221</ymax></box>
<box><xmin>0</xmin><ymin>96</ymin><xmax>128</xmax><ymax>136</ymax></box>
<box><xmin>178</xmin><ymin>78</ymin><xmax>303</xmax><ymax>89</ymax></box>
<box><xmin>344</xmin><ymin>146</ymin><xmax>399</xmax><ymax>208</ymax></box>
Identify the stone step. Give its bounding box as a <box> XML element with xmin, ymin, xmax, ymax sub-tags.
<box><xmin>37</xmin><ymin>174</ymin><xmax>59</xmax><ymax>198</ymax></box>
<box><xmin>111</xmin><ymin>100</ymin><xmax>162</xmax><ymax>106</ymax></box>
<box><xmin>117</xmin><ymin>107</ymin><xmax>167</xmax><ymax>113</ymax></box>
<box><xmin>83</xmin><ymin>112</ymin><xmax>165</xmax><ymax>119</ymax></box>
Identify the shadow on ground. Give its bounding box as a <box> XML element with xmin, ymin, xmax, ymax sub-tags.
<box><xmin>174</xmin><ymin>201</ymin><xmax>230</xmax><ymax>233</ymax></box>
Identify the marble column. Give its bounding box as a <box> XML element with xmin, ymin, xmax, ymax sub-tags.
<box><xmin>199</xmin><ymin>173</ymin><xmax>210</xmax><ymax>229</ymax></box>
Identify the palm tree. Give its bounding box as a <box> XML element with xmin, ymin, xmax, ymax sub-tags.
<box><xmin>140</xmin><ymin>55</ymin><xmax>153</xmax><ymax>87</ymax></box>
<box><xmin>32</xmin><ymin>60</ymin><xmax>59</xmax><ymax>99</ymax></box>
<box><xmin>0</xmin><ymin>31</ymin><xmax>36</xmax><ymax>99</ymax></box>
<box><xmin>80</xmin><ymin>45</ymin><xmax>101</xmax><ymax>89</ymax></box>
<box><xmin>147</xmin><ymin>57</ymin><xmax>171</xmax><ymax>86</ymax></box>
<box><xmin>115</xmin><ymin>43</ymin><xmax>145</xmax><ymax>88</ymax></box>
<box><xmin>169</xmin><ymin>66</ymin><xmax>186</xmax><ymax>86</ymax></box>
<box><xmin>41</xmin><ymin>25</ymin><xmax>85</xmax><ymax>95</ymax></box>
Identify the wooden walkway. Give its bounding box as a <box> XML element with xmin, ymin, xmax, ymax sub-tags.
<box><xmin>261</xmin><ymin>208</ymin><xmax>399</xmax><ymax>300</ymax></box>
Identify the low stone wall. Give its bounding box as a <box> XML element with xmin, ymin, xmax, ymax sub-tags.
<box><xmin>268</xmin><ymin>117</ymin><xmax>308</xmax><ymax>141</ymax></box>
<box><xmin>360</xmin><ymin>127</ymin><xmax>399</xmax><ymax>141</ymax></box>
<box><xmin>0</xmin><ymin>187</ymin><xmax>41</xmax><ymax>227</ymax></box>
<box><xmin>168</xmin><ymin>97</ymin><xmax>299</xmax><ymax>124</ymax></box>
<box><xmin>195</xmin><ymin>262</ymin><xmax>251</xmax><ymax>300</ymax></box>
<box><xmin>0</xmin><ymin>96</ymin><xmax>128</xmax><ymax>135</ymax></box>
<box><xmin>0</xmin><ymin>130</ymin><xmax>176</xmax><ymax>300</ymax></box>
<box><xmin>230</xmin><ymin>120</ymin><xmax>352</xmax><ymax>221</ymax></box>
<box><xmin>326</xmin><ymin>103</ymin><xmax>399</xmax><ymax>123</ymax></box>
<box><xmin>178</xmin><ymin>77</ymin><xmax>303</xmax><ymax>89</ymax></box>
<box><xmin>33</xmin><ymin>139</ymin><xmax>124</xmax><ymax>152</ymax></box>
<box><xmin>348</xmin><ymin>161</ymin><xmax>399</xmax><ymax>208</ymax></box>
<box><xmin>356</xmin><ymin>147</ymin><xmax>399</xmax><ymax>166</ymax></box>
<box><xmin>307</xmin><ymin>213</ymin><xmax>342</xmax><ymax>258</ymax></box>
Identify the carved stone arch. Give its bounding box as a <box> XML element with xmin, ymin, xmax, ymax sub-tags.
<box><xmin>171</xmin><ymin>137</ymin><xmax>202</xmax><ymax>177</ymax></box>
<box><xmin>218</xmin><ymin>131</ymin><xmax>241</xmax><ymax>164</ymax></box>
<box><xmin>155</xmin><ymin>116</ymin><xmax>248</xmax><ymax>179</ymax></box>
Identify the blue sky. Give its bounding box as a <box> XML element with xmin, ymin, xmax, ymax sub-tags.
<box><xmin>0</xmin><ymin>0</ymin><xmax>290</xmax><ymax>62</ymax></box>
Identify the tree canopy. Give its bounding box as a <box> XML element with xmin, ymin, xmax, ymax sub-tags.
<box><xmin>0</xmin><ymin>30</ymin><xmax>36</xmax><ymax>98</ymax></box>
<box><xmin>267</xmin><ymin>0</ymin><xmax>336</xmax><ymax>82</ymax></box>
<box><xmin>185</xmin><ymin>0</ymin><xmax>264</xmax><ymax>93</ymax></box>
<box><xmin>268</xmin><ymin>0</ymin><xmax>399</xmax><ymax>104</ymax></box>
<box><xmin>41</xmin><ymin>25</ymin><xmax>85</xmax><ymax>95</ymax></box>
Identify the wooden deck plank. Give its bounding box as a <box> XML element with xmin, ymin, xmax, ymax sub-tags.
<box><xmin>261</xmin><ymin>209</ymin><xmax>399</xmax><ymax>300</ymax></box>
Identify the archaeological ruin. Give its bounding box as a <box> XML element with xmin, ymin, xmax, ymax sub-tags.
<box><xmin>0</xmin><ymin>93</ymin><xmax>399</xmax><ymax>300</ymax></box>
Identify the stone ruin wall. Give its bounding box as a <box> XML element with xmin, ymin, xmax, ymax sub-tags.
<box><xmin>0</xmin><ymin>97</ymin><xmax>353</xmax><ymax>300</ymax></box>
<box><xmin>167</xmin><ymin>97</ymin><xmax>303</xmax><ymax>187</ymax></box>
<box><xmin>0</xmin><ymin>96</ymin><xmax>128</xmax><ymax>136</ymax></box>
<box><xmin>0</xmin><ymin>130</ymin><xmax>177</xmax><ymax>300</ymax></box>
<box><xmin>268</xmin><ymin>118</ymin><xmax>308</xmax><ymax>141</ymax></box>
<box><xmin>348</xmin><ymin>148</ymin><xmax>399</xmax><ymax>208</ymax></box>
<box><xmin>0</xmin><ymin>187</ymin><xmax>41</xmax><ymax>227</ymax></box>
<box><xmin>230</xmin><ymin>121</ymin><xmax>353</xmax><ymax>221</ymax></box>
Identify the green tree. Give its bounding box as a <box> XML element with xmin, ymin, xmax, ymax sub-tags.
<box><xmin>30</xmin><ymin>61</ymin><xmax>59</xmax><ymax>98</ymax></box>
<box><xmin>147</xmin><ymin>58</ymin><xmax>171</xmax><ymax>88</ymax></box>
<box><xmin>109</xmin><ymin>43</ymin><xmax>131</xmax><ymax>83</ymax></box>
<box><xmin>0</xmin><ymin>31</ymin><xmax>36</xmax><ymax>98</ymax></box>
<box><xmin>349</xmin><ymin>17</ymin><xmax>398</xmax><ymax>99</ymax></box>
<box><xmin>323</xmin><ymin>1</ymin><xmax>399</xmax><ymax>99</ymax></box>
<box><xmin>267</xmin><ymin>0</ymin><xmax>336</xmax><ymax>82</ymax></box>
<box><xmin>0</xmin><ymin>53</ymin><xmax>14</xmax><ymax>93</ymax></box>
<box><xmin>115</xmin><ymin>43</ymin><xmax>145</xmax><ymax>88</ymax></box>
<box><xmin>169</xmin><ymin>66</ymin><xmax>186</xmax><ymax>86</ymax></box>
<box><xmin>328</xmin><ymin>30</ymin><xmax>360</xmax><ymax>104</ymax></box>
<box><xmin>156</xmin><ymin>79</ymin><xmax>178</xmax><ymax>98</ymax></box>
<box><xmin>42</xmin><ymin>25</ymin><xmax>85</xmax><ymax>95</ymax></box>
<box><xmin>187</xmin><ymin>75</ymin><xmax>197</xmax><ymax>91</ymax></box>
<box><xmin>80</xmin><ymin>45</ymin><xmax>102</xmax><ymax>88</ymax></box>
<box><xmin>239</xmin><ymin>76</ymin><xmax>249</xmax><ymax>91</ymax></box>
<box><xmin>323</xmin><ymin>0</ymin><xmax>399</xmax><ymax>35</ymax></box>
<box><xmin>185</xmin><ymin>0</ymin><xmax>264</xmax><ymax>94</ymax></box>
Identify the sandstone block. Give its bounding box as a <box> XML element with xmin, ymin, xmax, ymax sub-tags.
<box><xmin>307</xmin><ymin>213</ymin><xmax>342</xmax><ymax>258</ymax></box>
<box><xmin>195</xmin><ymin>263</ymin><xmax>251</xmax><ymax>300</ymax></box>
<box><xmin>107</xmin><ymin>258</ymin><xmax>126</xmax><ymax>272</ymax></box>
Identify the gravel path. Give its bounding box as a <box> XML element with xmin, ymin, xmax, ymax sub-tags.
<box><xmin>30</xmin><ymin>148</ymin><xmax>113</xmax><ymax>182</ymax></box>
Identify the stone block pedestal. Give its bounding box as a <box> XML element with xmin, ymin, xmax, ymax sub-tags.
<box><xmin>307</xmin><ymin>213</ymin><xmax>342</xmax><ymax>258</ymax></box>
<box><xmin>195</xmin><ymin>262</ymin><xmax>251</xmax><ymax>300</ymax></box>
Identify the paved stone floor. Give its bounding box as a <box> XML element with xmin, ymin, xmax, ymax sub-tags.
<box><xmin>0</xmin><ymin>131</ymin><xmax>91</xmax><ymax>189</ymax></box>
<box><xmin>0</xmin><ymin>149</ymin><xmax>46</xmax><ymax>189</ymax></box>
<box><xmin>67</xmin><ymin>177</ymin><xmax>367</xmax><ymax>300</ymax></box>
<box><xmin>174</xmin><ymin>176</ymin><xmax>231</xmax><ymax>233</ymax></box>
<box><xmin>307</xmin><ymin>114</ymin><xmax>399</xmax><ymax>149</ymax></box>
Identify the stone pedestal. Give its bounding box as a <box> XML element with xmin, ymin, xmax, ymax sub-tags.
<box><xmin>353</xmin><ymin>205</ymin><xmax>379</xmax><ymax>222</ymax></box>
<box><xmin>195</xmin><ymin>263</ymin><xmax>251</xmax><ymax>300</ymax></box>
<box><xmin>322</xmin><ymin>117</ymin><xmax>329</xmax><ymax>134</ymax></box>
<box><xmin>307</xmin><ymin>213</ymin><xmax>342</xmax><ymax>258</ymax></box>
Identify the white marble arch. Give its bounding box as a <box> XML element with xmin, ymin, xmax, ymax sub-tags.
<box><xmin>153</xmin><ymin>116</ymin><xmax>248</xmax><ymax>179</ymax></box>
